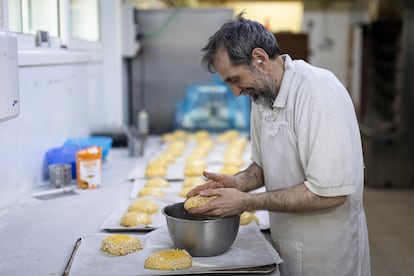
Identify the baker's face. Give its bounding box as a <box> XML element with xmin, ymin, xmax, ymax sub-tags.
<box><xmin>213</xmin><ymin>48</ymin><xmax>276</xmax><ymax>109</ymax></box>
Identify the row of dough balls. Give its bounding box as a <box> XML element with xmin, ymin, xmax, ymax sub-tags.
<box><xmin>146</xmin><ymin>130</ymin><xmax>247</xmax><ymax>178</ymax></box>
<box><xmin>101</xmin><ymin>234</ymin><xmax>192</xmax><ymax>270</ymax></box>
<box><xmin>120</xmin><ymin>198</ymin><xmax>157</xmax><ymax>227</ymax></box>
<box><xmin>162</xmin><ymin>129</ymin><xmax>242</xmax><ymax>143</ymax></box>
<box><xmin>136</xmin><ymin>177</ymin><xmax>205</xmax><ymax>200</ymax></box>
<box><xmin>162</xmin><ymin>129</ymin><xmax>210</xmax><ymax>142</ymax></box>
<box><xmin>121</xmin><ymin>201</ymin><xmax>260</xmax><ymax>228</ymax></box>
<box><xmin>145</xmin><ymin>140</ymin><xmax>187</xmax><ymax>178</ymax></box>
<box><xmin>121</xmin><ymin>183</ymin><xmax>259</xmax><ymax>228</ymax></box>
<box><xmin>120</xmin><ymin>178</ymin><xmax>173</xmax><ymax>227</ymax></box>
<box><xmin>145</xmin><ymin>138</ymin><xmax>214</xmax><ymax>178</ymax></box>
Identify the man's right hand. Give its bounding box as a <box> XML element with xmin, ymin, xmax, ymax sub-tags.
<box><xmin>186</xmin><ymin>171</ymin><xmax>238</xmax><ymax>198</ymax></box>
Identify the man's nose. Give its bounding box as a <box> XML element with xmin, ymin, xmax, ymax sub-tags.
<box><xmin>230</xmin><ymin>85</ymin><xmax>243</xmax><ymax>97</ymax></box>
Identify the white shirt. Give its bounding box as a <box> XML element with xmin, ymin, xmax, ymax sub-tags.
<box><xmin>250</xmin><ymin>55</ymin><xmax>370</xmax><ymax>276</ymax></box>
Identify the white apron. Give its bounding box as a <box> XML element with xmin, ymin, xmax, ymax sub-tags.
<box><xmin>250</xmin><ymin>55</ymin><xmax>370</xmax><ymax>276</ymax></box>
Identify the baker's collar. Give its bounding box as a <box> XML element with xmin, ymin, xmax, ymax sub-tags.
<box><xmin>272</xmin><ymin>54</ymin><xmax>294</xmax><ymax>109</ymax></box>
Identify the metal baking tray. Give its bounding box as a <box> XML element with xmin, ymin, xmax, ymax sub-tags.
<box><xmin>63</xmin><ymin>225</ymin><xmax>280</xmax><ymax>275</ymax></box>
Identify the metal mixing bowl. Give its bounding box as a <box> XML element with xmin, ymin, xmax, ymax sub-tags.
<box><xmin>162</xmin><ymin>202</ymin><xmax>240</xmax><ymax>257</ymax></box>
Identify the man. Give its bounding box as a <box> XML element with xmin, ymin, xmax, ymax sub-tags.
<box><xmin>187</xmin><ymin>13</ymin><xmax>371</xmax><ymax>276</ymax></box>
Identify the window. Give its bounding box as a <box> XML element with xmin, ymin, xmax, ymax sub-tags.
<box><xmin>70</xmin><ymin>0</ymin><xmax>100</xmax><ymax>42</ymax></box>
<box><xmin>6</xmin><ymin>0</ymin><xmax>101</xmax><ymax>66</ymax></box>
<box><xmin>8</xmin><ymin>0</ymin><xmax>59</xmax><ymax>37</ymax></box>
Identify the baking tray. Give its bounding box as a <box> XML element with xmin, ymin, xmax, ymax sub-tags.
<box><xmin>100</xmin><ymin>198</ymin><xmax>180</xmax><ymax>232</ymax></box>
<box><xmin>126</xmin><ymin>141</ymin><xmax>251</xmax><ymax>181</ymax></box>
<box><xmin>63</xmin><ymin>224</ymin><xmax>281</xmax><ymax>275</ymax></box>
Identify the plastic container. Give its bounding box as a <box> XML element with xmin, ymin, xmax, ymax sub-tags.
<box><xmin>63</xmin><ymin>136</ymin><xmax>113</xmax><ymax>160</ymax></box>
<box><xmin>45</xmin><ymin>145</ymin><xmax>82</xmax><ymax>178</ymax></box>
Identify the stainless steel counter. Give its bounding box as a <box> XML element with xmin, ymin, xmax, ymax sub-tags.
<box><xmin>0</xmin><ymin>144</ymin><xmax>280</xmax><ymax>275</ymax></box>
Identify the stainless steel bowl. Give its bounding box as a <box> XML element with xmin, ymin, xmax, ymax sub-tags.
<box><xmin>162</xmin><ymin>202</ymin><xmax>240</xmax><ymax>257</ymax></box>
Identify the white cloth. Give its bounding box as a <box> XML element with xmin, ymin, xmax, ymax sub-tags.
<box><xmin>250</xmin><ymin>55</ymin><xmax>370</xmax><ymax>276</ymax></box>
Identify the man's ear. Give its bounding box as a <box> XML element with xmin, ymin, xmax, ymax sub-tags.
<box><xmin>251</xmin><ymin>47</ymin><xmax>267</xmax><ymax>65</ymax></box>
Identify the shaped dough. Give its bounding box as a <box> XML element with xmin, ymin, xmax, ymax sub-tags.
<box><xmin>128</xmin><ymin>199</ymin><xmax>159</xmax><ymax>214</ymax></box>
<box><xmin>240</xmin><ymin>211</ymin><xmax>259</xmax><ymax>226</ymax></box>
<box><xmin>145</xmin><ymin>178</ymin><xmax>170</xmax><ymax>188</ymax></box>
<box><xmin>138</xmin><ymin>187</ymin><xmax>164</xmax><ymax>198</ymax></box>
<box><xmin>120</xmin><ymin>211</ymin><xmax>152</xmax><ymax>227</ymax></box>
<box><xmin>184</xmin><ymin>195</ymin><xmax>218</xmax><ymax>210</ymax></box>
<box><xmin>145</xmin><ymin>249</ymin><xmax>192</xmax><ymax>270</ymax></box>
<box><xmin>101</xmin><ymin>234</ymin><xmax>143</xmax><ymax>256</ymax></box>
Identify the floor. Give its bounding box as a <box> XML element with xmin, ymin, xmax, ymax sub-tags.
<box><xmin>363</xmin><ymin>186</ymin><xmax>414</xmax><ymax>276</ymax></box>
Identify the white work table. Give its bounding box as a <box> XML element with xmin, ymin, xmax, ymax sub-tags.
<box><xmin>0</xmin><ymin>140</ymin><xmax>280</xmax><ymax>276</ymax></box>
<box><xmin>0</xmin><ymin>148</ymin><xmax>145</xmax><ymax>275</ymax></box>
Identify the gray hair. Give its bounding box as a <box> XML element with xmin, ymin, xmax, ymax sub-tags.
<box><xmin>201</xmin><ymin>12</ymin><xmax>280</xmax><ymax>73</ymax></box>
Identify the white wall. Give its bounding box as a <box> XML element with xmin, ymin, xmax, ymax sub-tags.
<box><xmin>302</xmin><ymin>10</ymin><xmax>351</xmax><ymax>86</ymax></box>
<box><xmin>0</xmin><ymin>2</ymin><xmax>124</xmax><ymax>211</ymax></box>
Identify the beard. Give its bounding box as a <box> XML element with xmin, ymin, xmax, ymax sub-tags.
<box><xmin>240</xmin><ymin>68</ymin><xmax>277</xmax><ymax>109</ymax></box>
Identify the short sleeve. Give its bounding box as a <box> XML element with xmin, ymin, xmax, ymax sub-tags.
<box><xmin>250</xmin><ymin>103</ymin><xmax>263</xmax><ymax>168</ymax></box>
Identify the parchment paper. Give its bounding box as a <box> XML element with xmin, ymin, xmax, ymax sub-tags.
<box><xmin>100</xmin><ymin>198</ymin><xmax>180</xmax><ymax>231</ymax></box>
<box><xmin>67</xmin><ymin>223</ymin><xmax>283</xmax><ymax>275</ymax></box>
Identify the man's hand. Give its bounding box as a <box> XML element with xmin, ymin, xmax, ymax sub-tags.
<box><xmin>186</xmin><ymin>171</ymin><xmax>238</xmax><ymax>198</ymax></box>
<box><xmin>186</xmin><ymin>187</ymin><xmax>250</xmax><ymax>218</ymax></box>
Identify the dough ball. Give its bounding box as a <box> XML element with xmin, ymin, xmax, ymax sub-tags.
<box><xmin>194</xmin><ymin>130</ymin><xmax>209</xmax><ymax>140</ymax></box>
<box><xmin>219</xmin><ymin>165</ymin><xmax>241</xmax><ymax>175</ymax></box>
<box><xmin>178</xmin><ymin>187</ymin><xmax>193</xmax><ymax>198</ymax></box>
<box><xmin>217</xmin><ymin>129</ymin><xmax>239</xmax><ymax>142</ymax></box>
<box><xmin>161</xmin><ymin>133</ymin><xmax>175</xmax><ymax>142</ymax></box>
<box><xmin>138</xmin><ymin>187</ymin><xmax>164</xmax><ymax>198</ymax></box>
<box><xmin>158</xmin><ymin>153</ymin><xmax>177</xmax><ymax>164</ymax></box>
<box><xmin>144</xmin><ymin>249</ymin><xmax>192</xmax><ymax>270</ymax></box>
<box><xmin>101</xmin><ymin>234</ymin><xmax>143</xmax><ymax>256</ymax></box>
<box><xmin>184</xmin><ymin>195</ymin><xmax>218</xmax><ymax>210</ymax></box>
<box><xmin>182</xmin><ymin>177</ymin><xmax>205</xmax><ymax>188</ymax></box>
<box><xmin>223</xmin><ymin>157</ymin><xmax>244</xmax><ymax>167</ymax></box>
<box><xmin>145</xmin><ymin>178</ymin><xmax>170</xmax><ymax>188</ymax></box>
<box><xmin>184</xmin><ymin>166</ymin><xmax>204</xmax><ymax>177</ymax></box>
<box><xmin>240</xmin><ymin>211</ymin><xmax>259</xmax><ymax>226</ymax></box>
<box><xmin>145</xmin><ymin>166</ymin><xmax>167</xmax><ymax>178</ymax></box>
<box><xmin>172</xmin><ymin>130</ymin><xmax>187</xmax><ymax>140</ymax></box>
<box><xmin>128</xmin><ymin>199</ymin><xmax>159</xmax><ymax>214</ymax></box>
<box><xmin>120</xmin><ymin>211</ymin><xmax>152</xmax><ymax>227</ymax></box>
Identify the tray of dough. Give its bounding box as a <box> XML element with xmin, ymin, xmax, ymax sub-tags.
<box><xmin>64</xmin><ymin>224</ymin><xmax>282</xmax><ymax>275</ymax></box>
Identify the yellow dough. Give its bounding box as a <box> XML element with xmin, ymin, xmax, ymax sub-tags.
<box><xmin>101</xmin><ymin>234</ymin><xmax>143</xmax><ymax>256</ymax></box>
<box><xmin>172</xmin><ymin>130</ymin><xmax>187</xmax><ymax>140</ymax></box>
<box><xmin>184</xmin><ymin>166</ymin><xmax>204</xmax><ymax>177</ymax></box>
<box><xmin>182</xmin><ymin>177</ymin><xmax>205</xmax><ymax>188</ymax></box>
<box><xmin>194</xmin><ymin>130</ymin><xmax>209</xmax><ymax>140</ymax></box>
<box><xmin>217</xmin><ymin>129</ymin><xmax>239</xmax><ymax>142</ymax></box>
<box><xmin>240</xmin><ymin>211</ymin><xmax>259</xmax><ymax>226</ymax></box>
<box><xmin>184</xmin><ymin>195</ymin><xmax>218</xmax><ymax>210</ymax></box>
<box><xmin>128</xmin><ymin>199</ymin><xmax>159</xmax><ymax>214</ymax></box>
<box><xmin>161</xmin><ymin>133</ymin><xmax>175</xmax><ymax>142</ymax></box>
<box><xmin>219</xmin><ymin>165</ymin><xmax>241</xmax><ymax>175</ymax></box>
<box><xmin>145</xmin><ymin>178</ymin><xmax>170</xmax><ymax>188</ymax></box>
<box><xmin>144</xmin><ymin>249</ymin><xmax>192</xmax><ymax>270</ymax></box>
<box><xmin>178</xmin><ymin>187</ymin><xmax>193</xmax><ymax>198</ymax></box>
<box><xmin>120</xmin><ymin>211</ymin><xmax>152</xmax><ymax>227</ymax></box>
<box><xmin>145</xmin><ymin>166</ymin><xmax>167</xmax><ymax>178</ymax></box>
<box><xmin>223</xmin><ymin>157</ymin><xmax>244</xmax><ymax>167</ymax></box>
<box><xmin>138</xmin><ymin>187</ymin><xmax>164</xmax><ymax>198</ymax></box>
